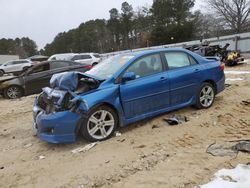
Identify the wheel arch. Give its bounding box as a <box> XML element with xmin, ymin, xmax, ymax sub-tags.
<box><xmin>75</xmin><ymin>101</ymin><xmax>121</xmax><ymax>135</ymax></box>
<box><xmin>90</xmin><ymin>102</ymin><xmax>120</xmax><ymax>123</ymax></box>
<box><xmin>203</xmin><ymin>79</ymin><xmax>217</xmax><ymax>94</ymax></box>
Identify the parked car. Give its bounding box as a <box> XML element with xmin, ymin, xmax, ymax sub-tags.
<box><xmin>0</xmin><ymin>59</ymin><xmax>33</xmax><ymax>76</ymax></box>
<box><xmin>48</xmin><ymin>53</ymin><xmax>76</xmax><ymax>61</ymax></box>
<box><xmin>71</xmin><ymin>53</ymin><xmax>101</xmax><ymax>66</ymax></box>
<box><xmin>0</xmin><ymin>60</ymin><xmax>91</xmax><ymax>99</ymax></box>
<box><xmin>33</xmin><ymin>48</ymin><xmax>225</xmax><ymax>144</ymax></box>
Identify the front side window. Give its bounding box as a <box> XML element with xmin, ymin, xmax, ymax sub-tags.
<box><xmin>165</xmin><ymin>52</ymin><xmax>194</xmax><ymax>70</ymax></box>
<box><xmin>28</xmin><ymin>64</ymin><xmax>49</xmax><ymax>74</ymax></box>
<box><xmin>5</xmin><ymin>61</ymin><xmax>14</xmax><ymax>66</ymax></box>
<box><xmin>126</xmin><ymin>54</ymin><xmax>163</xmax><ymax>79</ymax></box>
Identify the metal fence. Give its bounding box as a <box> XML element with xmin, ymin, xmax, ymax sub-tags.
<box><xmin>102</xmin><ymin>32</ymin><xmax>250</xmax><ymax>58</ymax></box>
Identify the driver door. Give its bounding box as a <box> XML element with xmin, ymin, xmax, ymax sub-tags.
<box><xmin>119</xmin><ymin>53</ymin><xmax>170</xmax><ymax>119</ymax></box>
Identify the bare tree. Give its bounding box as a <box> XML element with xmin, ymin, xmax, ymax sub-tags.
<box><xmin>208</xmin><ymin>0</ymin><xmax>250</xmax><ymax>33</ymax></box>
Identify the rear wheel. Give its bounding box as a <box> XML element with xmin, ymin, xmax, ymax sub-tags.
<box><xmin>4</xmin><ymin>86</ymin><xmax>24</xmax><ymax>99</ymax></box>
<box><xmin>23</xmin><ymin>66</ymin><xmax>29</xmax><ymax>71</ymax></box>
<box><xmin>0</xmin><ymin>70</ymin><xmax>4</xmax><ymax>77</ymax></box>
<box><xmin>81</xmin><ymin>105</ymin><xmax>118</xmax><ymax>142</ymax></box>
<box><xmin>92</xmin><ymin>62</ymin><xmax>98</xmax><ymax>66</ymax></box>
<box><xmin>195</xmin><ymin>83</ymin><xmax>215</xmax><ymax>109</ymax></box>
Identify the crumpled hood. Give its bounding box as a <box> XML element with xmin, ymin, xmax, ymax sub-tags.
<box><xmin>50</xmin><ymin>72</ymin><xmax>103</xmax><ymax>91</ymax></box>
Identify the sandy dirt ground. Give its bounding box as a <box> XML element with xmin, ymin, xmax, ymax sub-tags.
<box><xmin>0</xmin><ymin>61</ymin><xmax>250</xmax><ymax>188</ymax></box>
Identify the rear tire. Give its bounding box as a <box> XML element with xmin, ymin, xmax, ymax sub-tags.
<box><xmin>92</xmin><ymin>62</ymin><xmax>98</xmax><ymax>66</ymax></box>
<box><xmin>23</xmin><ymin>66</ymin><xmax>29</xmax><ymax>71</ymax></box>
<box><xmin>80</xmin><ymin>105</ymin><xmax>118</xmax><ymax>142</ymax></box>
<box><xmin>3</xmin><ymin>86</ymin><xmax>24</xmax><ymax>99</ymax></box>
<box><xmin>0</xmin><ymin>70</ymin><xmax>4</xmax><ymax>77</ymax></box>
<box><xmin>195</xmin><ymin>82</ymin><xmax>215</xmax><ymax>109</ymax></box>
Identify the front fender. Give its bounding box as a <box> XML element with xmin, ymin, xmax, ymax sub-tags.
<box><xmin>76</xmin><ymin>85</ymin><xmax>125</xmax><ymax>126</ymax></box>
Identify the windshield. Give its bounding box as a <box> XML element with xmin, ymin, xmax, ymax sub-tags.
<box><xmin>86</xmin><ymin>54</ymin><xmax>135</xmax><ymax>80</ymax></box>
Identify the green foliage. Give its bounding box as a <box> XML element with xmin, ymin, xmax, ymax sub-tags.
<box><xmin>151</xmin><ymin>0</ymin><xmax>196</xmax><ymax>45</ymax></box>
<box><xmin>43</xmin><ymin>0</ymin><xmax>211</xmax><ymax>54</ymax></box>
<box><xmin>0</xmin><ymin>37</ymin><xmax>37</xmax><ymax>58</ymax></box>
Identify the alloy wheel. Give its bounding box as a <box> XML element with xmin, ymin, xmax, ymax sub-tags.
<box><xmin>6</xmin><ymin>86</ymin><xmax>22</xmax><ymax>99</ymax></box>
<box><xmin>87</xmin><ymin>110</ymin><xmax>115</xmax><ymax>140</ymax></box>
<box><xmin>199</xmin><ymin>85</ymin><xmax>214</xmax><ymax>108</ymax></box>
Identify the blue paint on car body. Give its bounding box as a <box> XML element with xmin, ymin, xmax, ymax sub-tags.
<box><xmin>33</xmin><ymin>48</ymin><xmax>225</xmax><ymax>143</ymax></box>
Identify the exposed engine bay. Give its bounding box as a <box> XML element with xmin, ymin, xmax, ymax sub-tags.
<box><xmin>36</xmin><ymin>72</ymin><xmax>102</xmax><ymax>114</ymax></box>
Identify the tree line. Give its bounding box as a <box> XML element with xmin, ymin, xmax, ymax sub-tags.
<box><xmin>0</xmin><ymin>37</ymin><xmax>37</xmax><ymax>58</ymax></box>
<box><xmin>0</xmin><ymin>0</ymin><xmax>250</xmax><ymax>57</ymax></box>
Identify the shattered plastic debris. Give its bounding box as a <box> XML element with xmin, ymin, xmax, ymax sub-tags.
<box><xmin>23</xmin><ymin>143</ymin><xmax>33</xmax><ymax>148</ymax></box>
<box><xmin>234</xmin><ymin>141</ymin><xmax>250</xmax><ymax>153</ymax></box>
<box><xmin>38</xmin><ymin>155</ymin><xmax>45</xmax><ymax>160</ymax></box>
<box><xmin>164</xmin><ymin>114</ymin><xmax>188</xmax><ymax>126</ymax></box>
<box><xmin>200</xmin><ymin>164</ymin><xmax>250</xmax><ymax>188</ymax></box>
<box><xmin>152</xmin><ymin>125</ymin><xmax>160</xmax><ymax>129</ymax></box>
<box><xmin>242</xmin><ymin>100</ymin><xmax>250</xmax><ymax>105</ymax></box>
<box><xmin>115</xmin><ymin>132</ymin><xmax>122</xmax><ymax>137</ymax></box>
<box><xmin>71</xmin><ymin>143</ymin><xmax>97</xmax><ymax>154</ymax></box>
<box><xmin>206</xmin><ymin>143</ymin><xmax>237</xmax><ymax>157</ymax></box>
<box><xmin>206</xmin><ymin>141</ymin><xmax>250</xmax><ymax>157</ymax></box>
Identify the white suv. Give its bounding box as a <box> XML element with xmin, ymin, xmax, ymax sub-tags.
<box><xmin>0</xmin><ymin>59</ymin><xmax>32</xmax><ymax>76</ymax></box>
<box><xmin>71</xmin><ymin>53</ymin><xmax>101</xmax><ymax>66</ymax></box>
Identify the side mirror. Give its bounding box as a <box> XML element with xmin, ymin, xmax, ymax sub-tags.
<box><xmin>122</xmin><ymin>71</ymin><xmax>136</xmax><ymax>82</ymax></box>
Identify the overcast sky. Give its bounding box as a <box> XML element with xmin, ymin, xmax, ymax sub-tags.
<box><xmin>0</xmin><ymin>0</ymin><xmax>204</xmax><ymax>49</ymax></box>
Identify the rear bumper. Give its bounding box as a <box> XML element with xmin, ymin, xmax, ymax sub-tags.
<box><xmin>33</xmin><ymin>103</ymin><xmax>81</xmax><ymax>144</ymax></box>
<box><xmin>216</xmin><ymin>74</ymin><xmax>225</xmax><ymax>94</ymax></box>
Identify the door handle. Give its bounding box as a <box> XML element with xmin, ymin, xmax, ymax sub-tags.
<box><xmin>160</xmin><ymin>77</ymin><xmax>167</xmax><ymax>81</ymax></box>
<box><xmin>194</xmin><ymin>68</ymin><xmax>200</xmax><ymax>72</ymax></box>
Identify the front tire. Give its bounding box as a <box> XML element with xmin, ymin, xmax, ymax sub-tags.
<box><xmin>81</xmin><ymin>105</ymin><xmax>118</xmax><ymax>142</ymax></box>
<box><xmin>195</xmin><ymin>82</ymin><xmax>215</xmax><ymax>109</ymax></box>
<box><xmin>4</xmin><ymin>86</ymin><xmax>24</xmax><ymax>99</ymax></box>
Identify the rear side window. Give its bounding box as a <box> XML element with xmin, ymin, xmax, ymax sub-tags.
<box><xmin>81</xmin><ymin>55</ymin><xmax>92</xmax><ymax>59</ymax></box>
<box><xmin>164</xmin><ymin>52</ymin><xmax>196</xmax><ymax>70</ymax></box>
<box><xmin>71</xmin><ymin>55</ymin><xmax>81</xmax><ymax>61</ymax></box>
<box><xmin>50</xmin><ymin>61</ymin><xmax>72</xmax><ymax>69</ymax></box>
<box><xmin>93</xmin><ymin>54</ymin><xmax>100</xmax><ymax>58</ymax></box>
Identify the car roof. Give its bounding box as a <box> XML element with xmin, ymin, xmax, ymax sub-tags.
<box><xmin>112</xmin><ymin>47</ymin><xmax>204</xmax><ymax>62</ymax></box>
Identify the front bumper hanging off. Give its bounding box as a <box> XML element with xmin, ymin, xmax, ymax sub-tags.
<box><xmin>33</xmin><ymin>98</ymin><xmax>81</xmax><ymax>144</ymax></box>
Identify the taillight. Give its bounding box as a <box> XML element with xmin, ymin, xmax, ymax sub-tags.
<box><xmin>84</xmin><ymin>65</ymin><xmax>92</xmax><ymax>69</ymax></box>
<box><xmin>220</xmin><ymin>63</ymin><xmax>225</xmax><ymax>71</ymax></box>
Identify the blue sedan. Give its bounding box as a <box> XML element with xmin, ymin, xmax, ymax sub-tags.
<box><xmin>33</xmin><ymin>48</ymin><xmax>225</xmax><ymax>143</ymax></box>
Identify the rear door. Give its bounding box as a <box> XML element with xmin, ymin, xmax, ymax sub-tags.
<box><xmin>119</xmin><ymin>53</ymin><xmax>170</xmax><ymax>119</ymax></box>
<box><xmin>76</xmin><ymin>55</ymin><xmax>93</xmax><ymax>65</ymax></box>
<box><xmin>163</xmin><ymin>51</ymin><xmax>202</xmax><ymax>106</ymax></box>
<box><xmin>24</xmin><ymin>63</ymin><xmax>51</xmax><ymax>94</ymax></box>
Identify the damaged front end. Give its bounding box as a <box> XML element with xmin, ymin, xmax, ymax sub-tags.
<box><xmin>33</xmin><ymin>72</ymin><xmax>102</xmax><ymax>143</ymax></box>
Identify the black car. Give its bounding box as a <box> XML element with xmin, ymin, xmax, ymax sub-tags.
<box><xmin>0</xmin><ymin>60</ymin><xmax>91</xmax><ymax>99</ymax></box>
